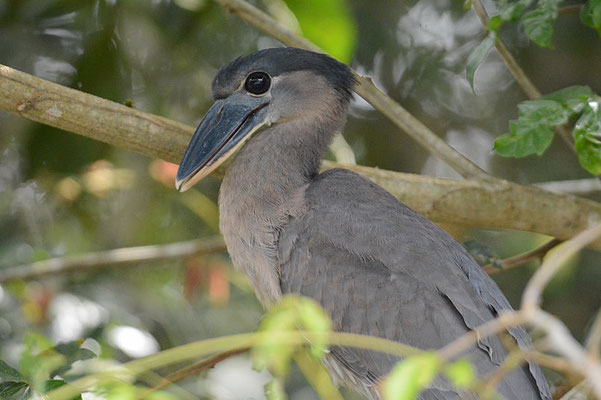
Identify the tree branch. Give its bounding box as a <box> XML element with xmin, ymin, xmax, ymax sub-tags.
<box><xmin>217</xmin><ymin>0</ymin><xmax>489</xmax><ymax>180</ymax></box>
<box><xmin>483</xmin><ymin>239</ymin><xmax>560</xmax><ymax>275</ymax></box>
<box><xmin>2</xmin><ymin>63</ymin><xmax>601</xmax><ymax>249</ymax></box>
<box><xmin>522</xmin><ymin>222</ymin><xmax>601</xmax><ymax>310</ymax></box>
<box><xmin>471</xmin><ymin>0</ymin><xmax>575</xmax><ymax>148</ymax></box>
<box><xmin>0</xmin><ymin>237</ymin><xmax>226</xmax><ymax>283</ymax></box>
<box><xmin>535</xmin><ymin>178</ymin><xmax>601</xmax><ymax>195</ymax></box>
<box><xmin>142</xmin><ymin>348</ymin><xmax>249</xmax><ymax>397</ymax></box>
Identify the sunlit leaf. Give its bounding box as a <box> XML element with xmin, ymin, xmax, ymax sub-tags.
<box><xmin>265</xmin><ymin>378</ymin><xmax>287</xmax><ymax>400</ymax></box>
<box><xmin>383</xmin><ymin>353</ymin><xmax>440</xmax><ymax>400</ymax></box>
<box><xmin>0</xmin><ymin>360</ymin><xmax>24</xmax><ymax>383</ymax></box>
<box><xmin>581</xmin><ymin>0</ymin><xmax>601</xmax><ymax>38</ymax></box>
<box><xmin>283</xmin><ymin>0</ymin><xmax>357</xmax><ymax>63</ymax></box>
<box><xmin>466</xmin><ymin>32</ymin><xmax>496</xmax><ymax>92</ymax></box>
<box><xmin>574</xmin><ymin>101</ymin><xmax>601</xmax><ymax>175</ymax></box>
<box><xmin>444</xmin><ymin>359</ymin><xmax>475</xmax><ymax>389</ymax></box>
<box><xmin>494</xmin><ymin>120</ymin><xmax>555</xmax><ymax>157</ymax></box>
<box><xmin>253</xmin><ymin>295</ymin><xmax>332</xmax><ymax>376</ymax></box>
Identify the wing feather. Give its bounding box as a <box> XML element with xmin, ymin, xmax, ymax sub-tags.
<box><xmin>277</xmin><ymin>168</ymin><xmax>550</xmax><ymax>400</ymax></box>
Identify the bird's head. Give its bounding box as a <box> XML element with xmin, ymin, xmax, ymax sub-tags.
<box><xmin>175</xmin><ymin>47</ymin><xmax>356</xmax><ymax>192</ymax></box>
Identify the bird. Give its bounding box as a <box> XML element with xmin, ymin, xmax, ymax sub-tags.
<box><xmin>175</xmin><ymin>47</ymin><xmax>552</xmax><ymax>399</ymax></box>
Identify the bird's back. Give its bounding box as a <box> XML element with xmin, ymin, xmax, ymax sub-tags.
<box><xmin>278</xmin><ymin>168</ymin><xmax>551</xmax><ymax>399</ymax></box>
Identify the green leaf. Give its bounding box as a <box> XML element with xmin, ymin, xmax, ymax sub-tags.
<box><xmin>466</xmin><ymin>32</ymin><xmax>496</xmax><ymax>92</ymax></box>
<box><xmin>253</xmin><ymin>295</ymin><xmax>332</xmax><ymax>376</ymax></box>
<box><xmin>498</xmin><ymin>0</ymin><xmax>533</xmax><ymax>21</ymax></box>
<box><xmin>265</xmin><ymin>378</ymin><xmax>287</xmax><ymax>400</ymax></box>
<box><xmin>0</xmin><ymin>360</ymin><xmax>25</xmax><ymax>383</ymax></box>
<box><xmin>544</xmin><ymin>85</ymin><xmax>595</xmax><ymax>113</ymax></box>
<box><xmin>52</xmin><ymin>341</ymin><xmax>97</xmax><ymax>376</ymax></box>
<box><xmin>521</xmin><ymin>0</ymin><xmax>562</xmax><ymax>48</ymax></box>
<box><xmin>382</xmin><ymin>353</ymin><xmax>441</xmax><ymax>400</ymax></box>
<box><xmin>283</xmin><ymin>0</ymin><xmax>357</xmax><ymax>63</ymax></box>
<box><xmin>581</xmin><ymin>0</ymin><xmax>601</xmax><ymax>38</ymax></box>
<box><xmin>494</xmin><ymin>120</ymin><xmax>555</xmax><ymax>157</ymax></box>
<box><xmin>44</xmin><ymin>379</ymin><xmax>83</xmax><ymax>400</ymax></box>
<box><xmin>574</xmin><ymin>100</ymin><xmax>601</xmax><ymax>175</ymax></box>
<box><xmin>517</xmin><ymin>99</ymin><xmax>570</xmax><ymax>125</ymax></box>
<box><xmin>0</xmin><ymin>381</ymin><xmax>29</xmax><ymax>400</ymax></box>
<box><xmin>19</xmin><ymin>333</ymin><xmax>64</xmax><ymax>391</ymax></box>
<box><xmin>444</xmin><ymin>359</ymin><xmax>475</xmax><ymax>389</ymax></box>
<box><xmin>487</xmin><ymin>16</ymin><xmax>503</xmax><ymax>32</ymax></box>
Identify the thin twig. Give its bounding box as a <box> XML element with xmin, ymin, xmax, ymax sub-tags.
<box><xmin>0</xmin><ymin>237</ymin><xmax>226</xmax><ymax>283</ymax></box>
<box><xmin>559</xmin><ymin>380</ymin><xmax>594</xmax><ymax>400</ymax></box>
<box><xmin>217</xmin><ymin>0</ymin><xmax>489</xmax><ymax>180</ymax></box>
<box><xmin>141</xmin><ymin>348</ymin><xmax>249</xmax><ymax>398</ymax></box>
<box><xmin>535</xmin><ymin>178</ymin><xmax>601</xmax><ymax>194</ymax></box>
<box><xmin>557</xmin><ymin>5</ymin><xmax>583</xmax><ymax>16</ymax></box>
<box><xmin>522</xmin><ymin>222</ymin><xmax>601</xmax><ymax>309</ymax></box>
<box><xmin>471</xmin><ymin>0</ymin><xmax>575</xmax><ymax>148</ymax></box>
<box><xmin>586</xmin><ymin>309</ymin><xmax>601</xmax><ymax>359</ymax></box>
<box><xmin>483</xmin><ymin>238</ymin><xmax>561</xmax><ymax>275</ymax></box>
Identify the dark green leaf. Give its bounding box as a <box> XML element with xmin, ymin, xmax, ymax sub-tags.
<box><xmin>544</xmin><ymin>85</ymin><xmax>595</xmax><ymax>113</ymax></box>
<box><xmin>0</xmin><ymin>360</ymin><xmax>25</xmax><ymax>383</ymax></box>
<box><xmin>581</xmin><ymin>0</ymin><xmax>601</xmax><ymax>38</ymax></box>
<box><xmin>517</xmin><ymin>99</ymin><xmax>570</xmax><ymax>125</ymax></box>
<box><xmin>283</xmin><ymin>0</ymin><xmax>357</xmax><ymax>63</ymax></box>
<box><xmin>494</xmin><ymin>120</ymin><xmax>555</xmax><ymax>157</ymax></box>
<box><xmin>522</xmin><ymin>0</ymin><xmax>562</xmax><ymax>49</ymax></box>
<box><xmin>0</xmin><ymin>381</ymin><xmax>29</xmax><ymax>400</ymax></box>
<box><xmin>498</xmin><ymin>0</ymin><xmax>533</xmax><ymax>21</ymax></box>
<box><xmin>466</xmin><ymin>32</ymin><xmax>496</xmax><ymax>92</ymax></box>
<box><xmin>522</xmin><ymin>9</ymin><xmax>554</xmax><ymax>48</ymax></box>
<box><xmin>383</xmin><ymin>353</ymin><xmax>440</xmax><ymax>400</ymax></box>
<box><xmin>574</xmin><ymin>101</ymin><xmax>601</xmax><ymax>175</ymax></box>
<box><xmin>52</xmin><ymin>342</ymin><xmax>97</xmax><ymax>376</ymax></box>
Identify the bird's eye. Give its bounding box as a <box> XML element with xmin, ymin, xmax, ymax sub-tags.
<box><xmin>245</xmin><ymin>72</ymin><xmax>271</xmax><ymax>95</ymax></box>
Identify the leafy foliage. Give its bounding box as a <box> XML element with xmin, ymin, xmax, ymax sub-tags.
<box><xmin>252</xmin><ymin>295</ymin><xmax>332</xmax><ymax>377</ymax></box>
<box><xmin>466</xmin><ymin>0</ymin><xmax>601</xmax><ymax>85</ymax></box>
<box><xmin>0</xmin><ymin>335</ymin><xmax>96</xmax><ymax>400</ymax></box>
<box><xmin>466</xmin><ymin>32</ymin><xmax>497</xmax><ymax>91</ymax></box>
<box><xmin>521</xmin><ymin>0</ymin><xmax>562</xmax><ymax>48</ymax></box>
<box><xmin>283</xmin><ymin>0</ymin><xmax>357</xmax><ymax>63</ymax></box>
<box><xmin>383</xmin><ymin>353</ymin><xmax>440</xmax><ymax>400</ymax></box>
<box><xmin>581</xmin><ymin>0</ymin><xmax>601</xmax><ymax>38</ymax></box>
<box><xmin>494</xmin><ymin>86</ymin><xmax>601</xmax><ymax>175</ymax></box>
<box><xmin>383</xmin><ymin>354</ymin><xmax>477</xmax><ymax>400</ymax></box>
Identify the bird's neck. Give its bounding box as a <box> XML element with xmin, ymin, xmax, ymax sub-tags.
<box><xmin>218</xmin><ymin>116</ymin><xmax>342</xmax><ymax>306</ymax></box>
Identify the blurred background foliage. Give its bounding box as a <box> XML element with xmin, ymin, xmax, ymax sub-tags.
<box><xmin>0</xmin><ymin>0</ymin><xmax>601</xmax><ymax>398</ymax></box>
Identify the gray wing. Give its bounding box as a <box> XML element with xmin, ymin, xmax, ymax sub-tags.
<box><xmin>277</xmin><ymin>168</ymin><xmax>551</xmax><ymax>400</ymax></box>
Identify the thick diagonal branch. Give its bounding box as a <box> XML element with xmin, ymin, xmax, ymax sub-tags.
<box><xmin>2</xmin><ymin>64</ymin><xmax>601</xmax><ymax>248</ymax></box>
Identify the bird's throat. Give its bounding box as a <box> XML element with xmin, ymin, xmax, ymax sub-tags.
<box><xmin>217</xmin><ymin>121</ymin><xmax>334</xmax><ymax>306</ymax></box>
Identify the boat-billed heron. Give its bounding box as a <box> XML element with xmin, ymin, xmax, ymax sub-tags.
<box><xmin>176</xmin><ymin>47</ymin><xmax>551</xmax><ymax>399</ymax></box>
